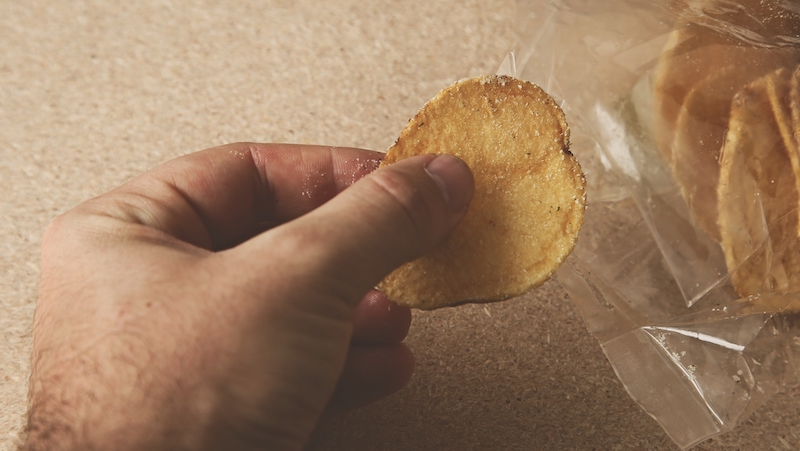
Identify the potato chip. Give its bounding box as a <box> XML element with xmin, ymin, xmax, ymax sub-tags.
<box><xmin>670</xmin><ymin>66</ymin><xmax>760</xmax><ymax>241</ymax></box>
<box><xmin>790</xmin><ymin>66</ymin><xmax>800</xmax><ymax>152</ymax></box>
<box><xmin>653</xmin><ymin>0</ymin><xmax>800</xmax><ymax>160</ymax></box>
<box><xmin>717</xmin><ymin>67</ymin><xmax>800</xmax><ymax>297</ymax></box>
<box><xmin>652</xmin><ymin>24</ymin><xmax>794</xmax><ymax>162</ymax></box>
<box><xmin>377</xmin><ymin>75</ymin><xmax>586</xmax><ymax>310</ymax></box>
<box><xmin>653</xmin><ymin>21</ymin><xmax>799</xmax><ymax>241</ymax></box>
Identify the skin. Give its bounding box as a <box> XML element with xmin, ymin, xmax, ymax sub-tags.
<box><xmin>20</xmin><ymin>143</ymin><xmax>474</xmax><ymax>451</ymax></box>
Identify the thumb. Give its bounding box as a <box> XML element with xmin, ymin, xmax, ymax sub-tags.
<box><xmin>243</xmin><ymin>153</ymin><xmax>474</xmax><ymax>305</ymax></box>
<box><xmin>203</xmin><ymin>154</ymin><xmax>473</xmax><ymax>449</ymax></box>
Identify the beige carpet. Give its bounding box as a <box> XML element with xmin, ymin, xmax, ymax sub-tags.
<box><xmin>2</xmin><ymin>1</ymin><xmax>799</xmax><ymax>449</ymax></box>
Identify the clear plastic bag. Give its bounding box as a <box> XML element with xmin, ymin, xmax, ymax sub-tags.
<box><xmin>498</xmin><ymin>1</ymin><xmax>800</xmax><ymax>448</ymax></box>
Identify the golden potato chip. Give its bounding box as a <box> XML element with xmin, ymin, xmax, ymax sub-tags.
<box><xmin>718</xmin><ymin>67</ymin><xmax>800</xmax><ymax>297</ymax></box>
<box><xmin>653</xmin><ymin>0</ymin><xmax>800</xmax><ymax>161</ymax></box>
<box><xmin>652</xmin><ymin>19</ymin><xmax>799</xmax><ymax>241</ymax></box>
<box><xmin>670</xmin><ymin>66</ymin><xmax>760</xmax><ymax>241</ymax></box>
<box><xmin>652</xmin><ymin>23</ymin><xmax>796</xmax><ymax>163</ymax></box>
<box><xmin>791</xmin><ymin>66</ymin><xmax>800</xmax><ymax>151</ymax></box>
<box><xmin>377</xmin><ymin>75</ymin><xmax>586</xmax><ymax>310</ymax></box>
<box><xmin>653</xmin><ymin>26</ymin><xmax>741</xmax><ymax>161</ymax></box>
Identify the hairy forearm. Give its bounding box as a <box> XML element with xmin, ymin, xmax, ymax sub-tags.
<box><xmin>19</xmin><ymin>354</ymin><xmax>320</xmax><ymax>451</ymax></box>
<box><xmin>20</xmin><ymin>367</ymin><xmax>181</xmax><ymax>451</ymax></box>
<box><xmin>19</xmin><ymin>321</ymin><xmax>210</xmax><ymax>451</ymax></box>
<box><xmin>20</xmin><ymin>397</ymin><xmax>79</xmax><ymax>451</ymax></box>
<box><xmin>20</xmin><ymin>369</ymin><xmax>212</xmax><ymax>451</ymax></box>
<box><xmin>22</xmin><ymin>258</ymin><xmax>215</xmax><ymax>451</ymax></box>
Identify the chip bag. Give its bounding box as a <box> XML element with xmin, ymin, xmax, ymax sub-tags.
<box><xmin>498</xmin><ymin>0</ymin><xmax>800</xmax><ymax>448</ymax></box>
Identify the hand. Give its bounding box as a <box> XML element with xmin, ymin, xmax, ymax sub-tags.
<box><xmin>22</xmin><ymin>143</ymin><xmax>473</xmax><ymax>451</ymax></box>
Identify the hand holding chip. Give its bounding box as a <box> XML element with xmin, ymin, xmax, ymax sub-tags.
<box><xmin>23</xmin><ymin>143</ymin><xmax>473</xmax><ymax>450</ymax></box>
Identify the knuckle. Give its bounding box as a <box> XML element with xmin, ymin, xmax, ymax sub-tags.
<box><xmin>41</xmin><ymin>211</ymin><xmax>75</xmax><ymax>248</ymax></box>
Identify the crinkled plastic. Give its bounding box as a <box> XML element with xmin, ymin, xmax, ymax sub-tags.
<box><xmin>497</xmin><ymin>1</ymin><xmax>800</xmax><ymax>448</ymax></box>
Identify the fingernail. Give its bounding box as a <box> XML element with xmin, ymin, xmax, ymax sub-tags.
<box><xmin>424</xmin><ymin>155</ymin><xmax>474</xmax><ymax>212</ymax></box>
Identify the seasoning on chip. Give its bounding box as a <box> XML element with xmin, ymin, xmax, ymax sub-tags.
<box><xmin>378</xmin><ymin>75</ymin><xmax>586</xmax><ymax>310</ymax></box>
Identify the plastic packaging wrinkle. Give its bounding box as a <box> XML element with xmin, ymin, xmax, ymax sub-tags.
<box><xmin>498</xmin><ymin>1</ymin><xmax>800</xmax><ymax>448</ymax></box>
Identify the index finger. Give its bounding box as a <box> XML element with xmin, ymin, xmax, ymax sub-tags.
<box><xmin>82</xmin><ymin>143</ymin><xmax>383</xmax><ymax>251</ymax></box>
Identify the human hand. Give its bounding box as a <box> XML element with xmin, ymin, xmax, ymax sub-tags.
<box><xmin>22</xmin><ymin>143</ymin><xmax>473</xmax><ymax>451</ymax></box>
